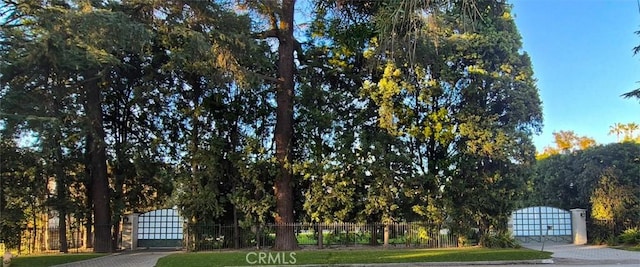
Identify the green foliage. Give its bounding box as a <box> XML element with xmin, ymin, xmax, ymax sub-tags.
<box><xmin>479</xmin><ymin>232</ymin><xmax>521</xmax><ymax>248</ymax></box>
<box><xmin>527</xmin><ymin>143</ymin><xmax>640</xmax><ymax>225</ymax></box>
<box><xmin>529</xmin><ymin>142</ymin><xmax>640</xmax><ymax>245</ymax></box>
<box><xmin>623</xmin><ymin>89</ymin><xmax>640</xmax><ymax>100</ymax></box>
<box><xmin>2</xmin><ymin>0</ymin><xmax>544</xmax><ymax>250</ymax></box>
<box><xmin>363</xmin><ymin>1</ymin><xmax>541</xmax><ymax>234</ymax></box>
<box><xmin>628</xmin><ymin>27</ymin><xmax>640</xmax><ymax>100</ymax></box>
<box><xmin>590</xmin><ymin>169</ymin><xmax>639</xmax><ymax>222</ymax></box>
<box><xmin>1</xmin><ymin>0</ymin><xmax>269</xmax><ymax>251</ymax></box>
<box><xmin>0</xmin><ymin>140</ymin><xmax>44</xmax><ymax>249</ymax></box>
<box><xmin>619</xmin><ymin>228</ymin><xmax>640</xmax><ymax>245</ymax></box>
<box><xmin>607</xmin><ymin>235</ymin><xmax>620</xmax><ymax>246</ymax></box>
<box><xmin>456</xmin><ymin>229</ymin><xmax>480</xmax><ymax>247</ymax></box>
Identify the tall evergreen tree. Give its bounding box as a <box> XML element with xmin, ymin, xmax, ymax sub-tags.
<box><xmin>1</xmin><ymin>0</ymin><xmax>152</xmax><ymax>252</ymax></box>
<box><xmin>361</xmin><ymin>0</ymin><xmax>542</xmax><ymax>238</ymax></box>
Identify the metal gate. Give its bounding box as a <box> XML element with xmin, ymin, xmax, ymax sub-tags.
<box><xmin>510</xmin><ymin>206</ymin><xmax>572</xmax><ymax>242</ymax></box>
<box><xmin>138</xmin><ymin>208</ymin><xmax>184</xmax><ymax>247</ymax></box>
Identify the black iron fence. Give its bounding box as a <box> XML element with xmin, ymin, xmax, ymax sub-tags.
<box><xmin>5</xmin><ymin>226</ymin><xmax>85</xmax><ymax>254</ymax></box>
<box><xmin>185</xmin><ymin>222</ymin><xmax>458</xmax><ymax>251</ymax></box>
<box><xmin>3</xmin><ymin>224</ymin><xmax>120</xmax><ymax>255</ymax></box>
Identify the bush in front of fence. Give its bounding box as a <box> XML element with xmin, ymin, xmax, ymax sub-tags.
<box><xmin>588</xmin><ymin>219</ymin><xmax>640</xmax><ymax>246</ymax></box>
<box><xmin>479</xmin><ymin>232</ymin><xmax>520</xmax><ymax>248</ymax></box>
<box><xmin>619</xmin><ymin>227</ymin><xmax>640</xmax><ymax>246</ymax></box>
<box><xmin>186</xmin><ymin>224</ymin><xmax>277</xmax><ymax>251</ymax></box>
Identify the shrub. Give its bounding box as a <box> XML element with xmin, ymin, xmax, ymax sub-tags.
<box><xmin>479</xmin><ymin>232</ymin><xmax>521</xmax><ymax>248</ymax></box>
<box><xmin>591</xmin><ymin>236</ymin><xmax>605</xmax><ymax>245</ymax></box>
<box><xmin>606</xmin><ymin>235</ymin><xmax>619</xmax><ymax>246</ymax></box>
<box><xmin>588</xmin><ymin>220</ymin><xmax>616</xmax><ymax>244</ymax></box>
<box><xmin>619</xmin><ymin>227</ymin><xmax>640</xmax><ymax>245</ymax></box>
<box><xmin>457</xmin><ymin>236</ymin><xmax>469</xmax><ymax>247</ymax></box>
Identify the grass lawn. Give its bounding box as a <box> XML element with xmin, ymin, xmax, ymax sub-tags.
<box><xmin>617</xmin><ymin>245</ymin><xmax>640</xmax><ymax>252</ymax></box>
<box><xmin>9</xmin><ymin>253</ymin><xmax>105</xmax><ymax>267</ymax></box>
<box><xmin>156</xmin><ymin>247</ymin><xmax>551</xmax><ymax>267</ymax></box>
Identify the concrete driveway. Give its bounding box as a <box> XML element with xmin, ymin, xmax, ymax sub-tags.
<box><xmin>521</xmin><ymin>241</ymin><xmax>640</xmax><ymax>265</ymax></box>
<box><xmin>50</xmin><ymin>249</ymin><xmax>180</xmax><ymax>267</ymax></box>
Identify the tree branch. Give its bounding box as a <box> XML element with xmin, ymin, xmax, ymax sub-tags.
<box><xmin>0</xmin><ymin>23</ymin><xmax>25</xmax><ymax>29</ymax></box>
<box><xmin>253</xmin><ymin>29</ymin><xmax>279</xmax><ymax>39</ymax></box>
<box><xmin>622</xmin><ymin>89</ymin><xmax>640</xmax><ymax>99</ymax></box>
<box><xmin>244</xmin><ymin>68</ymin><xmax>279</xmax><ymax>83</ymax></box>
<box><xmin>293</xmin><ymin>39</ymin><xmax>306</xmax><ymax>63</ymax></box>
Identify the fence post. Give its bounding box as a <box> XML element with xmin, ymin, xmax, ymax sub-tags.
<box><xmin>256</xmin><ymin>225</ymin><xmax>261</xmax><ymax>250</ymax></box>
<box><xmin>122</xmin><ymin>213</ymin><xmax>139</xmax><ymax>250</ymax></box>
<box><xmin>383</xmin><ymin>224</ymin><xmax>389</xmax><ymax>248</ymax></box>
<box><xmin>233</xmin><ymin>209</ymin><xmax>239</xmax><ymax>249</ymax></box>
<box><xmin>570</xmin><ymin>209</ymin><xmax>587</xmax><ymax>245</ymax></box>
<box><xmin>317</xmin><ymin>223</ymin><xmax>323</xmax><ymax>249</ymax></box>
<box><xmin>184</xmin><ymin>222</ymin><xmax>190</xmax><ymax>252</ymax></box>
<box><xmin>3</xmin><ymin>251</ymin><xmax>12</xmax><ymax>267</ymax></box>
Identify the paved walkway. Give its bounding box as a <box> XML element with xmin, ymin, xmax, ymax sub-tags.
<box><xmin>50</xmin><ymin>249</ymin><xmax>180</xmax><ymax>267</ymax></box>
<box><xmin>521</xmin><ymin>241</ymin><xmax>640</xmax><ymax>265</ymax></box>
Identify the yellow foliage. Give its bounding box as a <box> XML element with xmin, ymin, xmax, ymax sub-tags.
<box><xmin>591</xmin><ymin>201</ymin><xmax>613</xmax><ymax>220</ymax></box>
<box><xmin>535</xmin><ymin>146</ymin><xmax>559</xmax><ymax>160</ymax></box>
<box><xmin>589</xmin><ymin>171</ymin><xmax>635</xmax><ymax>222</ymax></box>
<box><xmin>363</xmin><ymin>48</ymin><xmax>375</xmax><ymax>59</ymax></box>
<box><xmin>382</xmin><ymin>63</ymin><xmax>397</xmax><ymax>77</ymax></box>
<box><xmin>366</xmin><ymin>63</ymin><xmax>406</xmax><ymax>135</ymax></box>
<box><xmin>515</xmin><ymin>72</ymin><xmax>528</xmax><ymax>81</ymax></box>
<box><xmin>329</xmin><ymin>57</ymin><xmax>348</xmax><ymax>69</ymax></box>
<box><xmin>501</xmin><ymin>12</ymin><xmax>512</xmax><ymax>21</ymax></box>
<box><xmin>450</xmin><ymin>32</ymin><xmax>480</xmax><ymax>41</ymax></box>
<box><xmin>467</xmin><ymin>65</ymin><xmax>488</xmax><ymax>75</ymax></box>
<box><xmin>499</xmin><ymin>64</ymin><xmax>512</xmax><ymax>74</ymax></box>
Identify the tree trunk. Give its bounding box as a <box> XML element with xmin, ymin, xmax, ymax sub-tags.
<box><xmin>273</xmin><ymin>0</ymin><xmax>298</xmax><ymax>251</ymax></box>
<box><xmin>369</xmin><ymin>224</ymin><xmax>378</xmax><ymax>246</ymax></box>
<box><xmin>317</xmin><ymin>223</ymin><xmax>323</xmax><ymax>249</ymax></box>
<box><xmin>57</xmin><ymin>209</ymin><xmax>68</xmax><ymax>253</ymax></box>
<box><xmin>233</xmin><ymin>207</ymin><xmax>239</xmax><ymax>249</ymax></box>
<box><xmin>50</xmin><ymin>79</ymin><xmax>69</xmax><ymax>253</ymax></box>
<box><xmin>111</xmin><ymin>214</ymin><xmax>121</xmax><ymax>250</ymax></box>
<box><xmin>31</xmin><ymin>212</ymin><xmax>37</xmax><ymax>252</ymax></box>
<box><xmin>84</xmin><ymin>72</ymin><xmax>112</xmax><ymax>253</ymax></box>
<box><xmin>112</xmin><ymin>159</ymin><xmax>126</xmax><ymax>251</ymax></box>
<box><xmin>53</xmin><ymin>126</ymin><xmax>68</xmax><ymax>253</ymax></box>
<box><xmin>84</xmin><ymin>135</ymin><xmax>94</xmax><ymax>249</ymax></box>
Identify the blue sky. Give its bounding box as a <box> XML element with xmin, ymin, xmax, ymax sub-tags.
<box><xmin>511</xmin><ymin>0</ymin><xmax>640</xmax><ymax>150</ymax></box>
